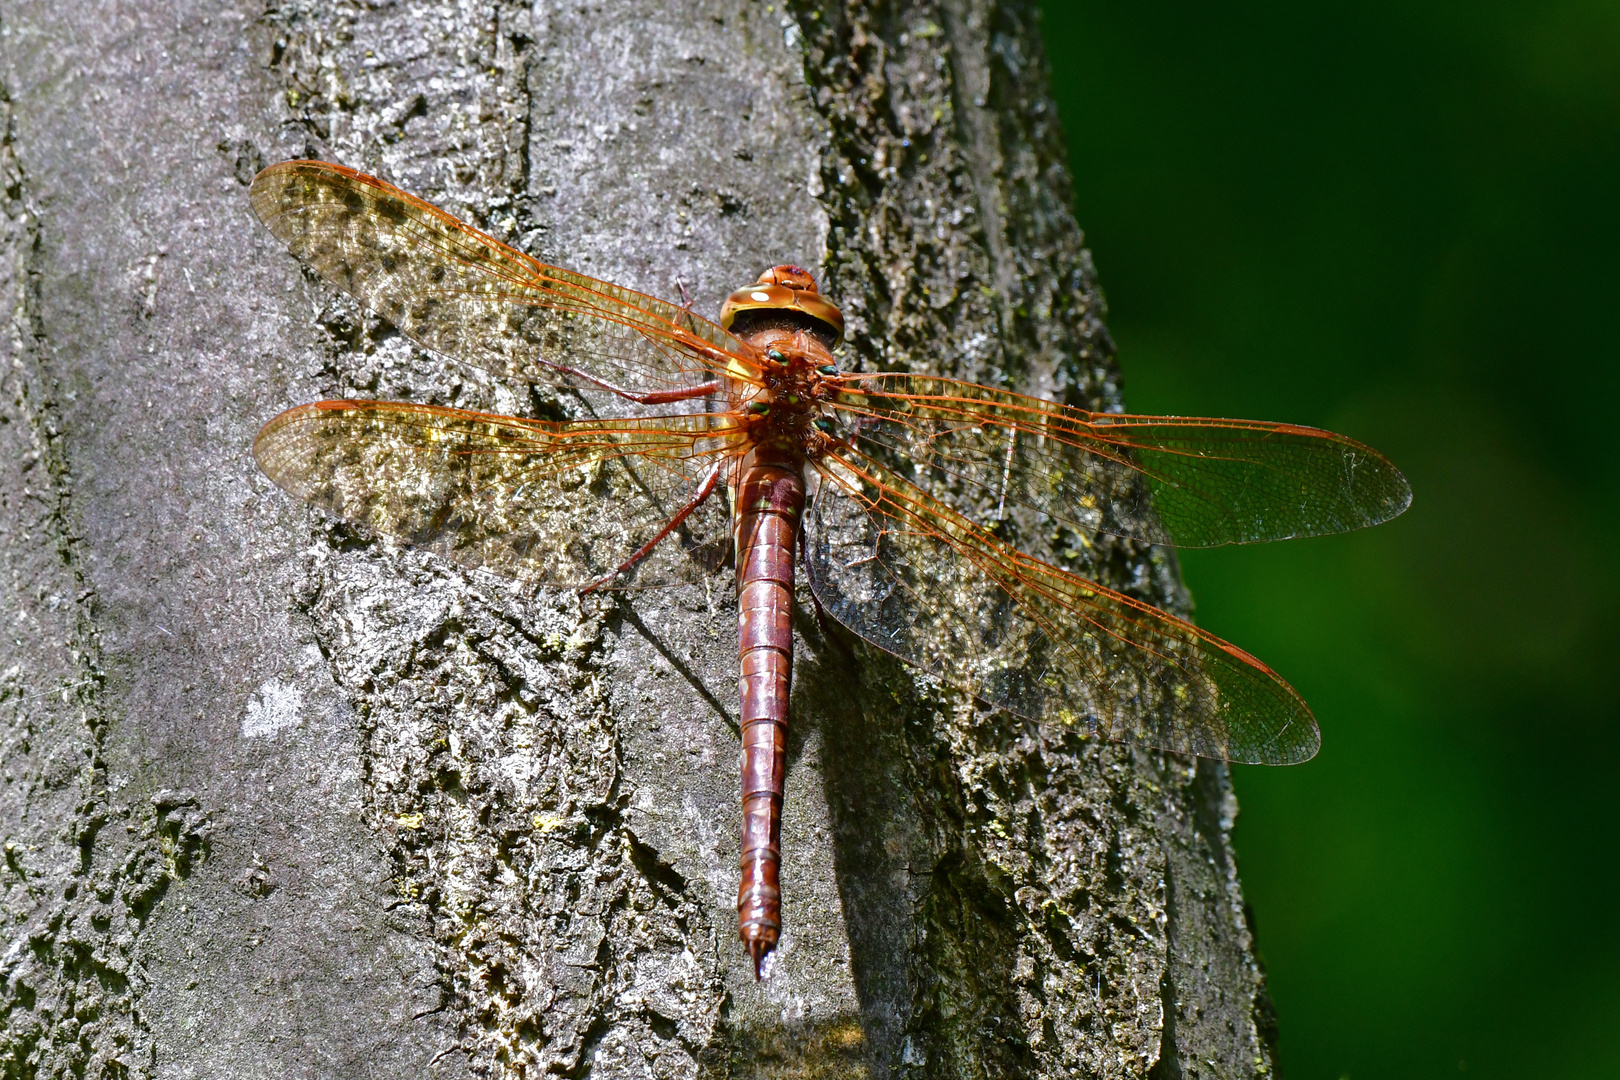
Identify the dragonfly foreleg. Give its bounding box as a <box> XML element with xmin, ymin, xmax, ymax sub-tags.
<box><xmin>579</xmin><ymin>460</ymin><xmax>724</xmax><ymax>594</ymax></box>
<box><xmin>514</xmin><ymin>349</ymin><xmax>723</xmax><ymax>406</ymax></box>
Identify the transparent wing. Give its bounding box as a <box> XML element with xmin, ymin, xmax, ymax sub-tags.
<box><xmin>803</xmin><ymin>445</ymin><xmax>1319</xmax><ymax>764</ymax></box>
<box><xmin>250</xmin><ymin>160</ymin><xmax>759</xmax><ymax>403</ymax></box>
<box><xmin>254</xmin><ymin>400</ymin><xmax>739</xmax><ymax>587</ymax></box>
<box><xmin>830</xmin><ymin>374</ymin><xmax>1411</xmax><ymax>547</ymax></box>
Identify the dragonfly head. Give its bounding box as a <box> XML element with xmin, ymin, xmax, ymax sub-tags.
<box><xmin>720</xmin><ymin>265</ymin><xmax>844</xmax><ymax>349</ymax></box>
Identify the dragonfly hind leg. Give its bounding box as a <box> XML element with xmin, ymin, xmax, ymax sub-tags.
<box><xmin>579</xmin><ymin>460</ymin><xmax>724</xmax><ymax>594</ymax></box>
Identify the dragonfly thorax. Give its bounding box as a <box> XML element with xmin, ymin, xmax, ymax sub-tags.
<box><xmin>730</xmin><ymin>327</ymin><xmax>842</xmax><ymax>454</ymax></box>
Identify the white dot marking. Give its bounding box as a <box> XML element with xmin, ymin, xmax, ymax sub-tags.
<box><xmin>242</xmin><ymin>678</ymin><xmax>304</xmax><ymax>738</ymax></box>
<box><xmin>750</xmin><ymin>291</ymin><xmax>771</xmax><ymax>302</ymax></box>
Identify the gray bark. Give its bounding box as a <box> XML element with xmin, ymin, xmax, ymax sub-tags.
<box><xmin>0</xmin><ymin>0</ymin><xmax>1279</xmax><ymax>1077</ymax></box>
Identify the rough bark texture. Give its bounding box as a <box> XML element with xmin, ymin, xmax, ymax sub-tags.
<box><xmin>0</xmin><ymin>1</ymin><xmax>1278</xmax><ymax>1077</ymax></box>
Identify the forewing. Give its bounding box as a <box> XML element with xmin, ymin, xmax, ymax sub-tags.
<box><xmin>831</xmin><ymin>374</ymin><xmax>1411</xmax><ymax>547</ymax></box>
<box><xmin>250</xmin><ymin>160</ymin><xmax>755</xmax><ymax>403</ymax></box>
<box><xmin>803</xmin><ymin>447</ymin><xmax>1319</xmax><ymax>764</ymax></box>
<box><xmin>254</xmin><ymin>400</ymin><xmax>737</xmax><ymax>587</ymax></box>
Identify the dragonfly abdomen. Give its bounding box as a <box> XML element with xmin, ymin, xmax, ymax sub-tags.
<box><xmin>734</xmin><ymin>447</ymin><xmax>805</xmax><ymax>978</ymax></box>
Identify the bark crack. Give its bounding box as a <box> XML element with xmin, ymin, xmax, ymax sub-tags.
<box><xmin>0</xmin><ymin>73</ymin><xmax>204</xmax><ymax>1080</ymax></box>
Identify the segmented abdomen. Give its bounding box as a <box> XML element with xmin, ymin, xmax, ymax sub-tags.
<box><xmin>733</xmin><ymin>448</ymin><xmax>805</xmax><ymax>978</ymax></box>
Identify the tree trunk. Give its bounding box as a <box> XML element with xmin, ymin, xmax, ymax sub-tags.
<box><xmin>0</xmin><ymin>0</ymin><xmax>1280</xmax><ymax>1076</ymax></box>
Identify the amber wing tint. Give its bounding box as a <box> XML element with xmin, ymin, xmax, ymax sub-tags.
<box><xmin>831</xmin><ymin>374</ymin><xmax>1411</xmax><ymax>547</ymax></box>
<box><xmin>249</xmin><ymin>160</ymin><xmax>752</xmax><ymax>404</ymax></box>
<box><xmin>804</xmin><ymin>448</ymin><xmax>1320</xmax><ymax>764</ymax></box>
<box><xmin>246</xmin><ymin>159</ymin><xmax>1418</xmax><ymax>765</ymax></box>
<box><xmin>254</xmin><ymin>400</ymin><xmax>737</xmax><ymax>587</ymax></box>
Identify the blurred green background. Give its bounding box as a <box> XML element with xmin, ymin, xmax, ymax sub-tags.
<box><xmin>1040</xmin><ymin>2</ymin><xmax>1620</xmax><ymax>1077</ymax></box>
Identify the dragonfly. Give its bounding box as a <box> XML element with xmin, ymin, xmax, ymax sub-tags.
<box><xmin>248</xmin><ymin>159</ymin><xmax>1411</xmax><ymax>979</ymax></box>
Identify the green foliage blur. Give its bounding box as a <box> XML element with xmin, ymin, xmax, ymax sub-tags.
<box><xmin>1040</xmin><ymin>2</ymin><xmax>1620</xmax><ymax>1076</ymax></box>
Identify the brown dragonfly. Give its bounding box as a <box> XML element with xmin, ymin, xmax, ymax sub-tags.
<box><xmin>249</xmin><ymin>159</ymin><xmax>1410</xmax><ymax>979</ymax></box>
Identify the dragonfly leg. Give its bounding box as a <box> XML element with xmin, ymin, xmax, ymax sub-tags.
<box><xmin>579</xmin><ymin>461</ymin><xmax>724</xmax><ymax>594</ymax></box>
<box><xmin>626</xmin><ymin>380</ymin><xmax>723</xmax><ymax>405</ymax></box>
<box><xmin>807</xmin><ymin>590</ymin><xmax>861</xmax><ymax>668</ymax></box>
<box><xmin>523</xmin><ymin>354</ymin><xmax>722</xmax><ymax>406</ymax></box>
